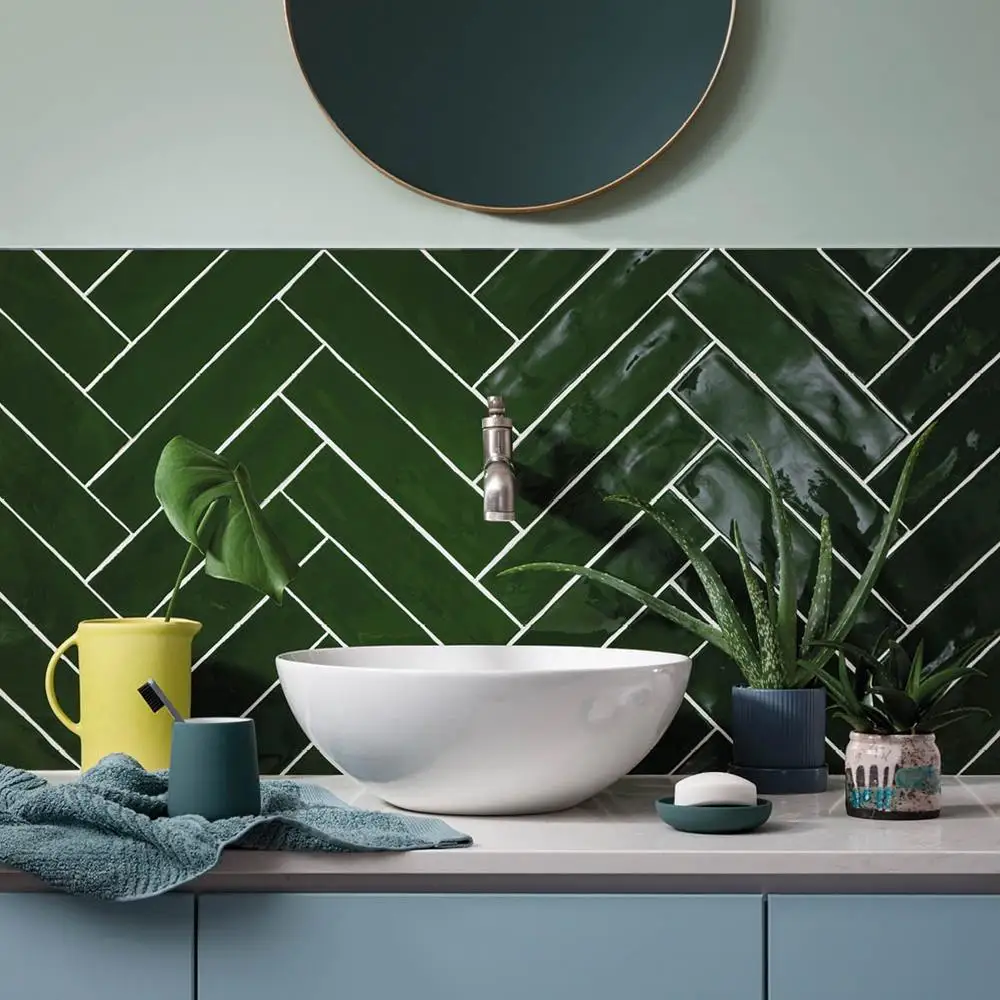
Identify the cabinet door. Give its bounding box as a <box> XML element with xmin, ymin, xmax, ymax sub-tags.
<box><xmin>769</xmin><ymin>894</ymin><xmax>1000</xmax><ymax>1000</ymax></box>
<box><xmin>0</xmin><ymin>893</ymin><xmax>193</xmax><ymax>1000</ymax></box>
<box><xmin>199</xmin><ymin>893</ymin><xmax>763</xmax><ymax>1000</ymax></box>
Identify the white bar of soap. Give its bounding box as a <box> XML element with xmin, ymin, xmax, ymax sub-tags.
<box><xmin>673</xmin><ymin>772</ymin><xmax>758</xmax><ymax>807</ymax></box>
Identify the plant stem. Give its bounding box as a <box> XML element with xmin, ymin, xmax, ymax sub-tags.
<box><xmin>164</xmin><ymin>540</ymin><xmax>199</xmax><ymax>622</ymax></box>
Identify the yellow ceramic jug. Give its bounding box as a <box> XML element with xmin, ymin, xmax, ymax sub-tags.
<box><xmin>45</xmin><ymin>617</ymin><xmax>201</xmax><ymax>771</ymax></box>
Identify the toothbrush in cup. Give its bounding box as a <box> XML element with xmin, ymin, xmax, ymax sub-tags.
<box><xmin>137</xmin><ymin>679</ymin><xmax>185</xmax><ymax>723</ymax></box>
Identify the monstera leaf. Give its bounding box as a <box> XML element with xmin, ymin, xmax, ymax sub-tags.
<box><xmin>154</xmin><ymin>436</ymin><xmax>297</xmax><ymax>615</ymax></box>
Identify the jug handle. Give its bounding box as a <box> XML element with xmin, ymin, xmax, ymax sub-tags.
<box><xmin>45</xmin><ymin>635</ymin><xmax>80</xmax><ymax>734</ymax></box>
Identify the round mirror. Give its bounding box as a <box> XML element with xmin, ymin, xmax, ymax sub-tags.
<box><xmin>285</xmin><ymin>0</ymin><xmax>735</xmax><ymax>213</ymax></box>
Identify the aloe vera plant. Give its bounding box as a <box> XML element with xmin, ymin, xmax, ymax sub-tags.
<box><xmin>501</xmin><ymin>427</ymin><xmax>933</xmax><ymax>690</ymax></box>
<box><xmin>154</xmin><ymin>436</ymin><xmax>297</xmax><ymax>621</ymax></box>
<box><xmin>811</xmin><ymin>631</ymin><xmax>994</xmax><ymax>735</ymax></box>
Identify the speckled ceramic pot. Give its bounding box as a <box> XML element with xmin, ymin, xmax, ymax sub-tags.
<box><xmin>844</xmin><ymin>732</ymin><xmax>941</xmax><ymax>820</ymax></box>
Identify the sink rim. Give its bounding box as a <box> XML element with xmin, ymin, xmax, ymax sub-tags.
<box><xmin>276</xmin><ymin>644</ymin><xmax>691</xmax><ymax>677</ymax></box>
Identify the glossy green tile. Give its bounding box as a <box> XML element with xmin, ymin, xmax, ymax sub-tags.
<box><xmin>191</xmin><ymin>598</ymin><xmax>322</xmax><ymax>737</ymax></box>
<box><xmin>0</xmin><ymin>251</ymin><xmax>126</xmax><ymax>382</ymax></box>
<box><xmin>289</xmin><ymin>542</ymin><xmax>437</xmax><ymax>647</ymax></box>
<box><xmin>286</xmin><ymin>745</ymin><xmax>338</xmax><ymax>775</ymax></box>
<box><xmin>871</xmin><ymin>261</ymin><xmax>1000</xmax><ymax>428</ymax></box>
<box><xmin>483</xmin><ymin>249</ymin><xmax>705</xmax><ymax>424</ymax></box>
<box><xmin>512</xmin><ymin>296</ymin><xmax>708</xmax><ymax>519</ymax></box>
<box><xmin>871</xmin><ymin>370</ymin><xmax>1000</xmax><ymax>522</ymax></box>
<box><xmin>44</xmin><ymin>250</ymin><xmax>126</xmax><ymax>291</ymax></box>
<box><xmin>478</xmin><ymin>249</ymin><xmax>605</xmax><ymax>332</ymax></box>
<box><xmin>91</xmin><ymin>302</ymin><xmax>317</xmax><ymax>526</ymax></box>
<box><xmin>0</xmin><ymin>697</ymin><xmax>74</xmax><ymax>770</ymax></box>
<box><xmin>285</xmin><ymin>350</ymin><xmax>505</xmax><ymax>573</ymax></box>
<box><xmin>0</xmin><ymin>409</ymin><xmax>126</xmax><ymax>572</ymax></box>
<box><xmin>730</xmin><ymin>249</ymin><xmax>906</xmax><ymax>380</ymax></box>
<box><xmin>249</xmin><ymin>680</ymin><xmax>318</xmax><ymax>774</ymax></box>
<box><xmin>873</xmin><ymin>249</ymin><xmax>999</xmax><ymax>333</ymax></box>
<box><xmin>489</xmin><ymin>399</ymin><xmax>709</xmax><ymax>621</ymax></box>
<box><xmin>286</xmin><ymin>448</ymin><xmax>516</xmax><ymax>644</ymax></box>
<box><xmin>677</xmin><ymin>350</ymin><xmax>885</xmax><ymax>551</ymax></box>
<box><xmin>680</xmin><ymin>640</ymin><xmax>744</xmax><ymax>734</ymax></box>
<box><xmin>283</xmin><ymin>254</ymin><xmax>484</xmax><ymax>476</ymax></box>
<box><xmin>824</xmin><ymin>249</ymin><xmax>906</xmax><ymax>289</ymax></box>
<box><xmin>633</xmin><ymin>699</ymin><xmax>714</xmax><ymax>775</ymax></box>
<box><xmin>0</xmin><ymin>312</ymin><xmax>125</xmax><ymax>480</ymax></box>
<box><xmin>332</xmin><ymin>250</ymin><xmax>512</xmax><ymax>382</ymax></box>
<box><xmin>664</xmin><ymin>729</ymin><xmax>731</xmax><ymax>775</ymax></box>
<box><xmin>91</xmin><ymin>250</ymin><xmax>312</xmax><ymax>431</ymax></box>
<box><xmin>89</xmin><ymin>250</ymin><xmax>220</xmax><ymax>336</ymax></box>
<box><xmin>428</xmin><ymin>250</ymin><xmax>510</xmax><ymax>291</ymax></box>
<box><xmin>676</xmin><ymin>252</ymin><xmax>905</xmax><ymax>471</ymax></box>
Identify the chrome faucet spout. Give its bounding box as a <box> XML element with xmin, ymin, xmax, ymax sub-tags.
<box><xmin>482</xmin><ymin>396</ymin><xmax>516</xmax><ymax>522</ymax></box>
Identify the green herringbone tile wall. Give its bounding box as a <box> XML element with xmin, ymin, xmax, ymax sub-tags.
<box><xmin>1</xmin><ymin>247</ymin><xmax>999</xmax><ymax>775</ymax></box>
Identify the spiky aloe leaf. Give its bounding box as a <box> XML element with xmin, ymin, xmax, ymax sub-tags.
<box><xmin>497</xmin><ymin>562</ymin><xmax>730</xmax><ymax>654</ymax></box>
<box><xmin>802</xmin><ymin>517</ymin><xmax>833</xmax><ymax>653</ymax></box>
<box><xmin>732</xmin><ymin>522</ymin><xmax>783</xmax><ymax>688</ymax></box>
<box><xmin>804</xmin><ymin>424</ymin><xmax>934</xmax><ymax>671</ymax></box>
<box><xmin>603</xmin><ymin>494</ymin><xmax>760</xmax><ymax>680</ymax></box>
<box><xmin>748</xmin><ymin>439</ymin><xmax>798</xmax><ymax>682</ymax></box>
<box><xmin>905</xmin><ymin>640</ymin><xmax>925</xmax><ymax>699</ymax></box>
<box><xmin>917</xmin><ymin>664</ymin><xmax>986</xmax><ymax>707</ymax></box>
<box><xmin>921</xmin><ymin>706</ymin><xmax>991</xmax><ymax>733</ymax></box>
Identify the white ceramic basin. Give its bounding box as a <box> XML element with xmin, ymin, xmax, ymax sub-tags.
<box><xmin>275</xmin><ymin>645</ymin><xmax>691</xmax><ymax>815</ymax></box>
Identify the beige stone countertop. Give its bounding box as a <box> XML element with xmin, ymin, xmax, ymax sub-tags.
<box><xmin>3</xmin><ymin>774</ymin><xmax>1000</xmax><ymax>893</ymax></box>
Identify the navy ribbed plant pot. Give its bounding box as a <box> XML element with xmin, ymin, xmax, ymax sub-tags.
<box><xmin>730</xmin><ymin>687</ymin><xmax>828</xmax><ymax>794</ymax></box>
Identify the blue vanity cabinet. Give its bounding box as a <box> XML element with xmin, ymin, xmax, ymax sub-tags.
<box><xmin>768</xmin><ymin>895</ymin><xmax>1000</xmax><ymax>1000</ymax></box>
<box><xmin>0</xmin><ymin>893</ymin><xmax>194</xmax><ymax>1000</ymax></box>
<box><xmin>198</xmin><ymin>893</ymin><xmax>764</xmax><ymax>1000</ymax></box>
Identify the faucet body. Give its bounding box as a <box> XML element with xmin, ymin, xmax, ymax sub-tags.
<box><xmin>482</xmin><ymin>396</ymin><xmax>516</xmax><ymax>522</ymax></box>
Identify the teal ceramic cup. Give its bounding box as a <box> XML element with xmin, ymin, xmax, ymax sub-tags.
<box><xmin>167</xmin><ymin>718</ymin><xmax>261</xmax><ymax>821</ymax></box>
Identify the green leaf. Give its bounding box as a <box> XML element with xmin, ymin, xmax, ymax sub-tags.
<box><xmin>497</xmin><ymin>562</ymin><xmax>731</xmax><ymax>654</ymax></box>
<box><xmin>603</xmin><ymin>495</ymin><xmax>760</xmax><ymax>680</ymax></box>
<box><xmin>802</xmin><ymin>516</ymin><xmax>832</xmax><ymax>654</ymax></box>
<box><xmin>806</xmin><ymin>424</ymin><xmax>934</xmax><ymax>670</ymax></box>
<box><xmin>732</xmin><ymin>522</ymin><xmax>782</xmax><ymax>687</ymax></box>
<box><xmin>871</xmin><ymin>687</ymin><xmax>920</xmax><ymax>730</ymax></box>
<box><xmin>921</xmin><ymin>707</ymin><xmax>991</xmax><ymax>733</ymax></box>
<box><xmin>905</xmin><ymin>640</ymin><xmax>925</xmax><ymax>699</ymax></box>
<box><xmin>886</xmin><ymin>639</ymin><xmax>912</xmax><ymax>691</ymax></box>
<box><xmin>839</xmin><ymin>651</ymin><xmax>866</xmax><ymax>717</ymax></box>
<box><xmin>154</xmin><ymin>436</ymin><xmax>297</xmax><ymax>604</ymax></box>
<box><xmin>748</xmin><ymin>440</ymin><xmax>798</xmax><ymax>683</ymax></box>
<box><xmin>917</xmin><ymin>665</ymin><xmax>986</xmax><ymax>707</ymax></box>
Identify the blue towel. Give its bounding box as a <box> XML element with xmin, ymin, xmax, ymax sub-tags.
<box><xmin>0</xmin><ymin>754</ymin><xmax>471</xmax><ymax>901</ymax></box>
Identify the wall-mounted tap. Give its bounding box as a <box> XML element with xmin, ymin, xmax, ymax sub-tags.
<box><xmin>482</xmin><ymin>396</ymin><xmax>516</xmax><ymax>522</ymax></box>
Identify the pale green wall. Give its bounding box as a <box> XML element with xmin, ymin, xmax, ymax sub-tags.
<box><xmin>1</xmin><ymin>0</ymin><xmax>998</xmax><ymax>247</ymax></box>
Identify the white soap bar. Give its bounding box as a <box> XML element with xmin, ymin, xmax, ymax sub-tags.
<box><xmin>674</xmin><ymin>772</ymin><xmax>757</xmax><ymax>807</ymax></box>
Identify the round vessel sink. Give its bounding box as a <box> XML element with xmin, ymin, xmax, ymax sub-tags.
<box><xmin>276</xmin><ymin>645</ymin><xmax>691</xmax><ymax>815</ymax></box>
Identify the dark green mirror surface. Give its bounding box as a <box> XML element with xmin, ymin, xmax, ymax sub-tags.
<box><xmin>285</xmin><ymin>0</ymin><xmax>734</xmax><ymax>211</ymax></box>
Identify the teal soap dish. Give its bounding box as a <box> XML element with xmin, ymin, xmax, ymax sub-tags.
<box><xmin>655</xmin><ymin>796</ymin><xmax>772</xmax><ymax>834</ymax></box>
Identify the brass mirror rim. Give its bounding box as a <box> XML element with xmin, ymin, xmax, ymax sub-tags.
<box><xmin>283</xmin><ymin>0</ymin><xmax>736</xmax><ymax>215</ymax></box>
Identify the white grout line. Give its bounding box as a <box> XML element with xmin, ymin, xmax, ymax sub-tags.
<box><xmin>279</xmin><ymin>300</ymin><xmax>495</xmax><ymax>502</ymax></box>
<box><xmin>282</xmin><ymin>491</ymin><xmax>443</xmax><ymax>644</ymax></box>
<box><xmin>285</xmin><ymin>587</ymin><xmax>349</xmax><ymax>646</ymax></box>
<box><xmin>280</xmin><ymin>740</ymin><xmax>317</xmax><ymax>776</ymax></box>
<box><xmin>667</xmin><ymin>390</ymin><xmax>907</xmax><ymax>624</ymax></box>
<box><xmin>496</xmin><ymin>249</ymin><xmax>715</xmax><ymax>447</ymax></box>
<box><xmin>721</xmin><ymin>250</ymin><xmax>909</xmax><ymax>435</ymax></box>
<box><xmin>0</xmin><ymin>494</ymin><xmax>120</xmax><ymax>616</ymax></box>
<box><xmin>325</xmin><ymin>251</ymin><xmax>489</xmax><ymax>407</ymax></box>
<box><xmin>887</xmin><ymin>442</ymin><xmax>1000</xmax><ymax>556</ymax></box>
<box><xmin>865</xmin><ymin>347</ymin><xmax>1000</xmax><ymax>483</ymax></box>
<box><xmin>0</xmin><ymin>587</ymin><xmax>78</xmax><ymax>673</ymax></box>
<box><xmin>280</xmin><ymin>394</ymin><xmax>523</xmax><ymax>629</ymax></box>
<box><xmin>0</xmin><ymin>402</ymin><xmax>131</xmax><ymax>533</ymax></box>
<box><xmin>419</xmin><ymin>249</ymin><xmax>518</xmax><ymax>342</ymax></box>
<box><xmin>669</xmin><ymin>726</ymin><xmax>719</xmax><ymax>775</ymax></box>
<box><xmin>669</xmin><ymin>292</ymin><xmax>894</xmax><ymax>515</ymax></box>
<box><xmin>0</xmin><ymin>305</ymin><xmax>132</xmax><ymax>439</ymax></box>
<box><xmin>85</xmin><ymin>252</ymin><xmax>324</xmax><ymax>488</ymax></box>
<box><xmin>33</xmin><ymin>251</ymin><xmax>130</xmax><ymax>343</ymax></box>
<box><xmin>83</xmin><ymin>250</ymin><xmax>133</xmax><ymax>296</ymax></box>
<box><xmin>865</xmin><ymin>253</ymin><xmax>1000</xmax><ymax>387</ymax></box>
<box><xmin>864</xmin><ymin>248</ymin><xmax>911</xmax><ymax>292</ymax></box>
<box><xmin>814</xmin><ymin>248</ymin><xmax>913</xmax><ymax>342</ymax></box>
<box><xmin>239</xmin><ymin>678</ymin><xmax>281</xmax><ymax>719</ymax></box>
<box><xmin>502</xmin><ymin>440</ymin><xmax>717</xmax><ymax>643</ymax></box>
<box><xmin>0</xmin><ymin>681</ymin><xmax>79</xmax><ymax>767</ymax></box>
<box><xmin>956</xmin><ymin>632</ymin><xmax>1000</xmax><ymax>773</ymax></box>
<box><xmin>895</xmin><ymin>536</ymin><xmax>1000</xmax><ymax>642</ymax></box>
<box><xmin>85</xmin><ymin>251</ymin><xmax>228</xmax><ymax>391</ymax></box>
<box><xmin>476</xmin><ymin>347</ymin><xmax>714</xmax><ymax>581</ymax></box>
<box><xmin>472</xmin><ymin>249</ymin><xmax>618</xmax><ymax>389</ymax></box>
<box><xmin>469</xmin><ymin>250</ymin><xmax>518</xmax><ymax>296</ymax></box>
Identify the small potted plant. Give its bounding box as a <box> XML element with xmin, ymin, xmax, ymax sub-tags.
<box><xmin>811</xmin><ymin>632</ymin><xmax>994</xmax><ymax>819</ymax></box>
<box><xmin>501</xmin><ymin>428</ymin><xmax>932</xmax><ymax>794</ymax></box>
